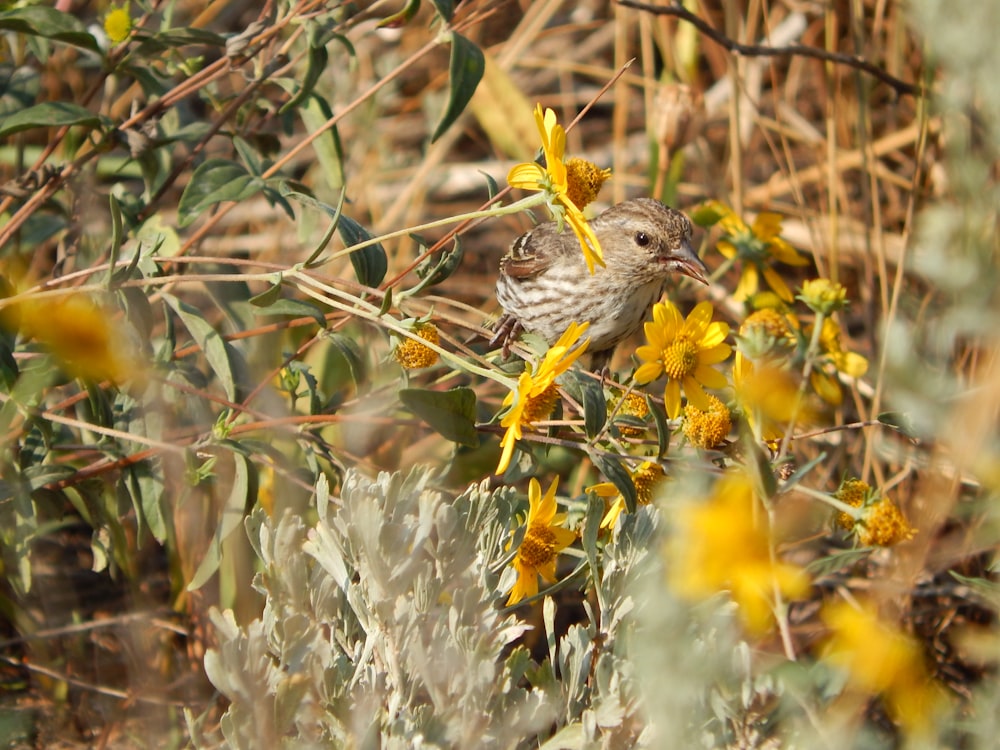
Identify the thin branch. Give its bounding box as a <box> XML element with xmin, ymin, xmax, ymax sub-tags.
<box><xmin>617</xmin><ymin>0</ymin><xmax>922</xmax><ymax>98</ymax></box>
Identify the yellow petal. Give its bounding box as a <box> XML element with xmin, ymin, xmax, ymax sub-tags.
<box><xmin>811</xmin><ymin>370</ymin><xmax>843</xmax><ymax>406</ymax></box>
<box><xmin>683</xmin><ymin>377</ymin><xmax>711</xmax><ymax>412</ymax></box>
<box><xmin>734</xmin><ymin>265</ymin><xmax>759</xmax><ymax>301</ymax></box>
<box><xmin>698</xmin><ymin>320</ymin><xmax>730</xmax><ymax>349</ymax></box>
<box><xmin>507</xmin><ymin>162</ymin><xmax>546</xmax><ymax>190</ymax></box>
<box><xmin>634</xmin><ymin>361</ymin><xmax>664</xmax><ymax>385</ymax></box>
<box><xmin>762</xmin><ymin>265</ymin><xmax>794</xmax><ymax>302</ymax></box>
<box><xmin>664</xmin><ymin>379</ymin><xmax>682</xmax><ymax>419</ymax></box>
<box><xmin>834</xmin><ymin>351</ymin><xmax>869</xmax><ymax>378</ymax></box>
<box><xmin>697</xmin><ymin>341</ymin><xmax>733</xmax><ymax>366</ymax></box>
<box><xmin>716</xmin><ymin>240</ymin><xmax>737</xmax><ymax>259</ymax></box>
<box><xmin>683</xmin><ymin>301</ymin><xmax>715</xmax><ymax>338</ymax></box>
<box><xmin>694</xmin><ymin>364</ymin><xmax>729</xmax><ymax>390</ymax></box>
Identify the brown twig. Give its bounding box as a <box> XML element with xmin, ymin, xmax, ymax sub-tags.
<box><xmin>617</xmin><ymin>0</ymin><xmax>922</xmax><ymax>98</ymax></box>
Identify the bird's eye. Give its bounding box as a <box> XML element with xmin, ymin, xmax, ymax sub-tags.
<box><xmin>634</xmin><ymin>231</ymin><xmax>650</xmax><ymax>247</ymax></box>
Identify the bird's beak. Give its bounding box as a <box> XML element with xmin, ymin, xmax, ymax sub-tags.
<box><xmin>671</xmin><ymin>240</ymin><xmax>709</xmax><ymax>285</ymax></box>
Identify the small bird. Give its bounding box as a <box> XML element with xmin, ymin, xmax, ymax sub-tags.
<box><xmin>491</xmin><ymin>197</ymin><xmax>708</xmax><ymax>370</ymax></box>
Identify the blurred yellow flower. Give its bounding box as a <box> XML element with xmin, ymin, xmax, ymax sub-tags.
<box><xmin>821</xmin><ymin>600</ymin><xmax>945</xmax><ymax>737</ymax></box>
<box><xmin>809</xmin><ymin>317</ymin><xmax>868</xmax><ymax>406</ymax></box>
<box><xmin>496</xmin><ymin>321</ymin><xmax>590</xmax><ymax>474</ymax></box>
<box><xmin>732</xmin><ymin>356</ymin><xmax>800</xmax><ymax>444</ymax></box>
<box><xmin>667</xmin><ymin>471</ymin><xmax>810</xmax><ymax>634</ymax></box>
<box><xmin>508</xmin><ymin>104</ymin><xmax>611</xmax><ymax>274</ymax></box>
<box><xmin>104</xmin><ymin>4</ymin><xmax>133</xmax><ymax>44</ymax></box>
<box><xmin>393</xmin><ymin>322</ymin><xmax>440</xmax><ymax>369</ymax></box>
<box><xmin>506</xmin><ymin>477</ymin><xmax>577</xmax><ymax>606</ymax></box>
<box><xmin>588</xmin><ymin>461</ymin><xmax>666</xmax><ymax>529</ymax></box>
<box><xmin>3</xmin><ymin>293</ymin><xmax>136</xmax><ymax>383</ymax></box>
<box><xmin>707</xmin><ymin>201</ymin><xmax>808</xmax><ymax>302</ymax></box>
<box><xmin>634</xmin><ymin>300</ymin><xmax>731</xmax><ymax>420</ymax></box>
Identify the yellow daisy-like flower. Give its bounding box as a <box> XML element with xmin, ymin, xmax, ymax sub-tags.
<box><xmin>495</xmin><ymin>321</ymin><xmax>591</xmax><ymax>474</ymax></box>
<box><xmin>821</xmin><ymin>600</ymin><xmax>944</xmax><ymax>738</ymax></box>
<box><xmin>393</xmin><ymin>322</ymin><xmax>440</xmax><ymax>369</ymax></box>
<box><xmin>667</xmin><ymin>471</ymin><xmax>811</xmax><ymax>634</ymax></box>
<box><xmin>3</xmin><ymin>293</ymin><xmax>137</xmax><ymax>383</ymax></box>
<box><xmin>506</xmin><ymin>477</ymin><xmax>578</xmax><ymax>606</ymax></box>
<box><xmin>508</xmin><ymin>104</ymin><xmax>611</xmax><ymax>274</ymax></box>
<box><xmin>706</xmin><ymin>201</ymin><xmax>808</xmax><ymax>302</ymax></box>
<box><xmin>683</xmin><ymin>393</ymin><xmax>732</xmax><ymax>449</ymax></box>
<box><xmin>588</xmin><ymin>461</ymin><xmax>667</xmax><ymax>530</ymax></box>
<box><xmin>799</xmin><ymin>277</ymin><xmax>848</xmax><ymax>315</ymax></box>
<box><xmin>104</xmin><ymin>4</ymin><xmax>133</xmax><ymax>44</ymax></box>
<box><xmin>634</xmin><ymin>300</ymin><xmax>732</xmax><ymax>420</ymax></box>
<box><xmin>834</xmin><ymin>478</ymin><xmax>916</xmax><ymax>547</ymax></box>
<box><xmin>808</xmin><ymin>317</ymin><xmax>869</xmax><ymax>406</ymax></box>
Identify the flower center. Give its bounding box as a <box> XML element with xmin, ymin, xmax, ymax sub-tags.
<box><xmin>564</xmin><ymin>158</ymin><xmax>611</xmax><ymax>209</ymax></box>
<box><xmin>523</xmin><ymin>384</ymin><xmax>560</xmax><ymax>424</ymax></box>
<box><xmin>661</xmin><ymin>337</ymin><xmax>699</xmax><ymax>380</ymax></box>
<box><xmin>633</xmin><ymin>464</ymin><xmax>666</xmax><ymax>506</ymax></box>
<box><xmin>519</xmin><ymin>525</ymin><xmax>557</xmax><ymax>567</ymax></box>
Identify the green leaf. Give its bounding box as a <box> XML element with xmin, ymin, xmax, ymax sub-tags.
<box><xmin>106</xmin><ymin>193</ymin><xmax>124</xmax><ymax>287</ymax></box>
<box><xmin>337</xmin><ymin>215</ymin><xmax>387</xmax><ymax>288</ymax></box>
<box><xmin>132</xmin><ymin>26</ymin><xmax>226</xmax><ymax>54</ymax></box>
<box><xmin>280</xmin><ymin>42</ymin><xmax>327</xmax><ymax>114</ymax></box>
<box><xmin>877</xmin><ymin>411</ymin><xmax>918</xmax><ymax>439</ymax></box>
<box><xmin>0</xmin><ymin>335</ymin><xmax>18</xmax><ymax>390</ymax></box>
<box><xmin>590</xmin><ymin>452</ymin><xmax>637</xmax><ymax>514</ymax></box>
<box><xmin>647</xmin><ymin>394</ymin><xmax>670</xmax><ymax>458</ymax></box>
<box><xmin>430</xmin><ymin>32</ymin><xmax>485</xmax><ymax>143</ymax></box>
<box><xmin>299</xmin><ymin>95</ymin><xmax>345</xmax><ymax>191</ymax></box>
<box><xmin>564</xmin><ymin>372</ymin><xmax>606</xmax><ymax>439</ymax></box>
<box><xmin>399</xmin><ymin>387</ymin><xmax>479</xmax><ymax>447</ymax></box>
<box><xmin>162</xmin><ymin>293</ymin><xmax>238</xmax><ymax>400</ymax></box>
<box><xmin>415</xmin><ymin>237</ymin><xmax>464</xmax><ymax>289</ymax></box>
<box><xmin>252</xmin><ymin>298</ymin><xmax>327</xmax><ymax>330</ymax></box>
<box><xmin>188</xmin><ymin>452</ymin><xmax>251</xmax><ymax>591</ymax></box>
<box><xmin>428</xmin><ymin>0</ymin><xmax>454</xmax><ymax>22</ymax></box>
<box><xmin>0</xmin><ymin>64</ymin><xmax>40</xmax><ymax>119</ymax></box>
<box><xmin>378</xmin><ymin>0</ymin><xmax>421</xmax><ymax>28</ymax></box>
<box><xmin>247</xmin><ymin>281</ymin><xmax>283</xmax><ymax>308</ymax></box>
<box><xmin>177</xmin><ymin>159</ymin><xmax>264</xmax><ymax>227</ymax></box>
<box><xmin>0</xmin><ymin>7</ymin><xmax>99</xmax><ymax>52</ymax></box>
<box><xmin>0</xmin><ymin>101</ymin><xmax>102</xmax><ymax>139</ymax></box>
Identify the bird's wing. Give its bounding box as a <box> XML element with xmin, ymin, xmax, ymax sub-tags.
<box><xmin>499</xmin><ymin>223</ymin><xmax>571</xmax><ymax>279</ymax></box>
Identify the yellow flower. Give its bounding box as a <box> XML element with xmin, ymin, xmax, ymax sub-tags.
<box><xmin>496</xmin><ymin>321</ymin><xmax>591</xmax><ymax>474</ymax></box>
<box><xmin>103</xmin><ymin>4</ymin><xmax>133</xmax><ymax>44</ymax></box>
<box><xmin>707</xmin><ymin>201</ymin><xmax>808</xmax><ymax>302</ymax></box>
<box><xmin>683</xmin><ymin>393</ymin><xmax>732</xmax><ymax>449</ymax></box>
<box><xmin>808</xmin><ymin>317</ymin><xmax>869</xmax><ymax>406</ymax></box>
<box><xmin>732</xmin><ymin>357</ymin><xmax>801</xmax><ymax>444</ymax></box>
<box><xmin>799</xmin><ymin>277</ymin><xmax>847</xmax><ymax>315</ymax></box>
<box><xmin>821</xmin><ymin>600</ymin><xmax>945</xmax><ymax>737</ymax></box>
<box><xmin>587</xmin><ymin>461</ymin><xmax>667</xmax><ymax>529</ymax></box>
<box><xmin>834</xmin><ymin>478</ymin><xmax>916</xmax><ymax>547</ymax></box>
<box><xmin>614</xmin><ymin>391</ymin><xmax>650</xmax><ymax>438</ymax></box>
<box><xmin>667</xmin><ymin>471</ymin><xmax>810</xmax><ymax>634</ymax></box>
<box><xmin>393</xmin><ymin>322</ymin><xmax>440</xmax><ymax>369</ymax></box>
<box><xmin>3</xmin><ymin>293</ymin><xmax>137</xmax><ymax>383</ymax></box>
<box><xmin>506</xmin><ymin>477</ymin><xmax>577</xmax><ymax>606</ymax></box>
<box><xmin>634</xmin><ymin>300</ymin><xmax>731</xmax><ymax>420</ymax></box>
<box><xmin>508</xmin><ymin>104</ymin><xmax>611</xmax><ymax>274</ymax></box>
